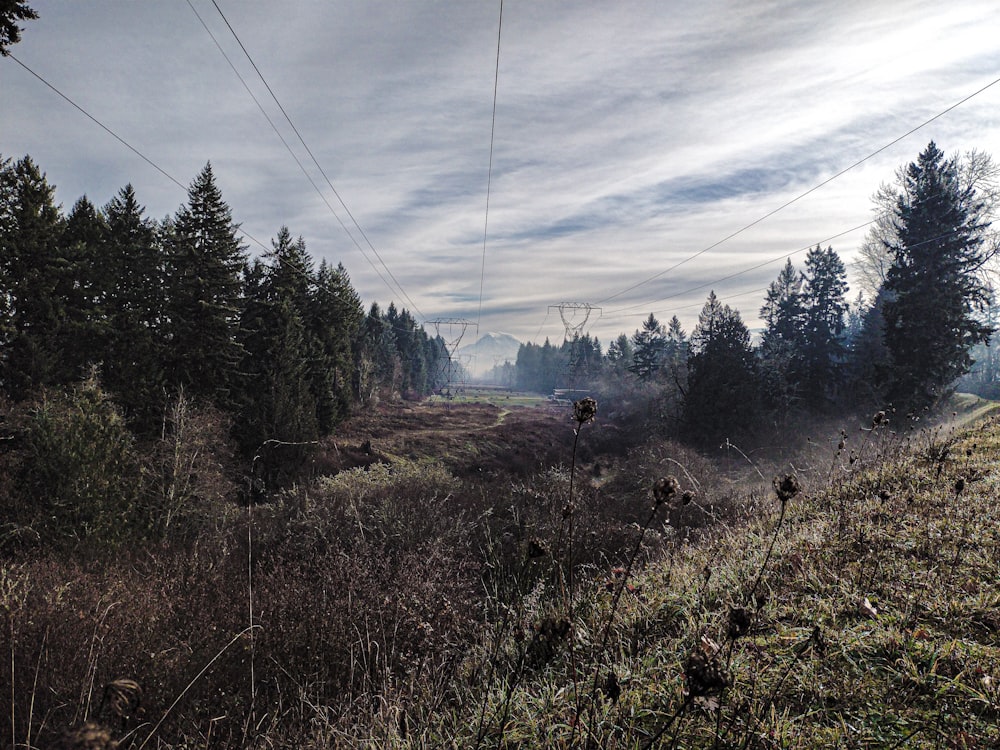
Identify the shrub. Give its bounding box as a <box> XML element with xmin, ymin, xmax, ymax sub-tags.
<box><xmin>4</xmin><ymin>374</ymin><xmax>142</xmax><ymax>548</ymax></box>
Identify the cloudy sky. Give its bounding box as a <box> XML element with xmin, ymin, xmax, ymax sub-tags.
<box><xmin>3</xmin><ymin>1</ymin><xmax>999</xmax><ymax>345</ymax></box>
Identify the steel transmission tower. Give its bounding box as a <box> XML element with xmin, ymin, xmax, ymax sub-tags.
<box><xmin>548</xmin><ymin>302</ymin><xmax>601</xmax><ymax>387</ymax></box>
<box><xmin>429</xmin><ymin>318</ymin><xmax>472</xmax><ymax>393</ymax></box>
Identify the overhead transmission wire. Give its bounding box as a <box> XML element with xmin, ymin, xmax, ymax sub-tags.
<box><xmin>476</xmin><ymin>0</ymin><xmax>504</xmax><ymax>336</ymax></box>
<box><xmin>608</xmin><ymin>222</ymin><xmax>999</xmax><ymax>328</ymax></box>
<box><xmin>595</xmin><ymin>72</ymin><xmax>1000</xmax><ymax>308</ymax></box>
<box><xmin>602</xmin><ymin>218</ymin><xmax>876</xmax><ymax>319</ymax></box>
<box><xmin>6</xmin><ymin>52</ymin><xmax>270</xmax><ymax>252</ymax></box>
<box><xmin>186</xmin><ymin>0</ymin><xmax>402</xmax><ymax>302</ymax></box>
<box><xmin>6</xmin><ymin>49</ymin><xmax>427</xmax><ymax>342</ymax></box>
<box><xmin>207</xmin><ymin>0</ymin><xmax>426</xmax><ymax>321</ymax></box>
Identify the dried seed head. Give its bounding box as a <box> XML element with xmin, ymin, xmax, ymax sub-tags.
<box><xmin>872</xmin><ymin>410</ymin><xmax>887</xmax><ymax>427</ymax></box>
<box><xmin>526</xmin><ymin>539</ymin><xmax>548</xmax><ymax>559</ymax></box>
<box><xmin>685</xmin><ymin>649</ymin><xmax>729</xmax><ymax>697</ymax></box>
<box><xmin>55</xmin><ymin>723</ymin><xmax>118</xmax><ymax>750</ymax></box>
<box><xmin>681</xmin><ymin>489</ymin><xmax>696</xmax><ymax>506</ymax></box>
<box><xmin>573</xmin><ymin>397</ymin><xmax>598</xmax><ymax>424</ymax></box>
<box><xmin>602</xmin><ymin>670</ymin><xmax>621</xmax><ymax>702</ymax></box>
<box><xmin>727</xmin><ymin>606</ymin><xmax>752</xmax><ymax>640</ymax></box>
<box><xmin>772</xmin><ymin>473</ymin><xmax>801</xmax><ymax>504</ymax></box>
<box><xmin>653</xmin><ymin>475</ymin><xmax>681</xmax><ymax>505</ymax></box>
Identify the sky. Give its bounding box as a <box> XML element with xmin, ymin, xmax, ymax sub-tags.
<box><xmin>3</xmin><ymin>0</ymin><xmax>1000</xmax><ymax>347</ymax></box>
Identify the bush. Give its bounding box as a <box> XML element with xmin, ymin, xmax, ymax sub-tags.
<box><xmin>4</xmin><ymin>374</ymin><xmax>142</xmax><ymax>548</ymax></box>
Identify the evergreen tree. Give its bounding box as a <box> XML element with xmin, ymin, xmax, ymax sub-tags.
<box><xmin>847</xmin><ymin>288</ymin><xmax>892</xmax><ymax>407</ymax></box>
<box><xmin>883</xmin><ymin>142</ymin><xmax>994</xmax><ymax>411</ymax></box>
<box><xmin>309</xmin><ymin>260</ymin><xmax>363</xmax><ymax>431</ymax></box>
<box><xmin>57</xmin><ymin>196</ymin><xmax>109</xmax><ymax>380</ymax></box>
<box><xmin>629</xmin><ymin>313</ymin><xmax>665</xmax><ymax>381</ymax></box>
<box><xmin>662</xmin><ymin>315</ymin><xmax>689</xmax><ymax>427</ymax></box>
<box><xmin>357</xmin><ymin>302</ymin><xmax>398</xmax><ymax>402</ymax></box>
<box><xmin>0</xmin><ymin>0</ymin><xmax>37</xmax><ymax>56</ymax></box>
<box><xmin>163</xmin><ymin>163</ymin><xmax>247</xmax><ymax>408</ymax></box>
<box><xmin>0</xmin><ymin>156</ymin><xmax>66</xmax><ymax>398</ymax></box>
<box><xmin>800</xmin><ymin>245</ymin><xmax>848</xmax><ymax>405</ymax></box>
<box><xmin>682</xmin><ymin>292</ymin><xmax>759</xmax><ymax>446</ymax></box>
<box><xmin>237</xmin><ymin>228</ymin><xmax>318</xmax><ymax>454</ymax></box>
<box><xmin>606</xmin><ymin>333</ymin><xmax>633</xmax><ymax>375</ymax></box>
<box><xmin>759</xmin><ymin>260</ymin><xmax>805</xmax><ymax>416</ymax></box>
<box><xmin>101</xmin><ymin>185</ymin><xmax>167</xmax><ymax>429</ymax></box>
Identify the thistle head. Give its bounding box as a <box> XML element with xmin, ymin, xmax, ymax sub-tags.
<box><xmin>573</xmin><ymin>396</ymin><xmax>598</xmax><ymax>425</ymax></box>
<box><xmin>772</xmin><ymin>473</ymin><xmax>801</xmax><ymax>504</ymax></box>
<box><xmin>653</xmin><ymin>475</ymin><xmax>681</xmax><ymax>505</ymax></box>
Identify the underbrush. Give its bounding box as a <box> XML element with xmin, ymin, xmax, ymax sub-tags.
<box><xmin>3</xmin><ymin>403</ymin><xmax>1000</xmax><ymax>748</ymax></box>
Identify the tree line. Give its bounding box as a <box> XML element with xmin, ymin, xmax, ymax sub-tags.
<box><xmin>0</xmin><ymin>155</ymin><xmax>446</xmax><ymax>454</ymax></box>
<box><xmin>514</xmin><ymin>142</ymin><xmax>999</xmax><ymax>447</ymax></box>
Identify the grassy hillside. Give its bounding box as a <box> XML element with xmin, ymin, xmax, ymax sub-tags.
<box><xmin>447</xmin><ymin>410</ymin><xmax>1000</xmax><ymax>748</ymax></box>
<box><xmin>4</xmin><ymin>405</ymin><xmax>1000</xmax><ymax>748</ymax></box>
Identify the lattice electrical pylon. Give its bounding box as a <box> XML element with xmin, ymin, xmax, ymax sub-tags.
<box><xmin>548</xmin><ymin>302</ymin><xmax>602</xmax><ymax>387</ymax></box>
<box><xmin>429</xmin><ymin>318</ymin><xmax>473</xmax><ymax>393</ymax></box>
<box><xmin>549</xmin><ymin>302</ymin><xmax>601</xmax><ymax>342</ymax></box>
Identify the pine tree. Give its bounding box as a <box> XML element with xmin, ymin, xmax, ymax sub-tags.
<box><xmin>629</xmin><ymin>313</ymin><xmax>665</xmax><ymax>381</ymax></box>
<box><xmin>759</xmin><ymin>259</ymin><xmax>805</xmax><ymax>416</ymax></box>
<box><xmin>237</xmin><ymin>228</ymin><xmax>318</xmax><ymax>454</ymax></box>
<box><xmin>800</xmin><ymin>245</ymin><xmax>848</xmax><ymax>405</ymax></box>
<box><xmin>308</xmin><ymin>260</ymin><xmax>363</xmax><ymax>431</ymax></box>
<box><xmin>883</xmin><ymin>142</ymin><xmax>994</xmax><ymax>411</ymax></box>
<box><xmin>606</xmin><ymin>333</ymin><xmax>633</xmax><ymax>375</ymax></box>
<box><xmin>0</xmin><ymin>156</ymin><xmax>66</xmax><ymax>398</ymax></box>
<box><xmin>57</xmin><ymin>196</ymin><xmax>109</xmax><ymax>380</ymax></box>
<box><xmin>163</xmin><ymin>163</ymin><xmax>247</xmax><ymax>408</ymax></box>
<box><xmin>0</xmin><ymin>1</ymin><xmax>37</xmax><ymax>56</ymax></box>
<box><xmin>102</xmin><ymin>184</ymin><xmax>167</xmax><ymax>430</ymax></box>
<box><xmin>682</xmin><ymin>292</ymin><xmax>760</xmax><ymax>446</ymax></box>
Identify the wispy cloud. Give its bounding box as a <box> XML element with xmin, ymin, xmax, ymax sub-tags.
<box><xmin>3</xmin><ymin>0</ymin><xmax>999</xmax><ymax>344</ymax></box>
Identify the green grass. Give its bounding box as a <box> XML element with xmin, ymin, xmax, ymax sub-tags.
<box><xmin>428</xmin><ymin>387</ymin><xmax>549</xmax><ymax>408</ymax></box>
<box><xmin>431</xmin><ymin>413</ymin><xmax>1000</xmax><ymax>748</ymax></box>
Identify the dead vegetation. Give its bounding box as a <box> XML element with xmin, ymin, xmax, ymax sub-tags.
<box><xmin>3</xmin><ymin>398</ymin><xmax>1000</xmax><ymax>748</ymax></box>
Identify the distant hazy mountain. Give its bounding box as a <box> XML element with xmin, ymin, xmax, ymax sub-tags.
<box><xmin>456</xmin><ymin>332</ymin><xmax>522</xmax><ymax>376</ymax></box>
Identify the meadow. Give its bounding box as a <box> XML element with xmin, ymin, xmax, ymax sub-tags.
<box><xmin>3</xmin><ymin>396</ymin><xmax>1000</xmax><ymax>748</ymax></box>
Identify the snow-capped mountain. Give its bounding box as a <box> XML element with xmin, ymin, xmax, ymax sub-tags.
<box><xmin>456</xmin><ymin>332</ymin><xmax>522</xmax><ymax>376</ymax></box>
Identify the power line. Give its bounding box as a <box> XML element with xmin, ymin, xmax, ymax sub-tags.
<box><xmin>596</xmin><ymin>73</ymin><xmax>1000</xmax><ymax>308</ymax></box>
<box><xmin>208</xmin><ymin>0</ymin><xmax>426</xmax><ymax>321</ymax></box>
<box><xmin>8</xmin><ymin>54</ymin><xmax>186</xmax><ymax>194</ymax></box>
<box><xmin>185</xmin><ymin>0</ymin><xmax>403</xmax><ymax>306</ymax></box>
<box><xmin>6</xmin><ymin>52</ymin><xmax>269</xmax><ymax>252</ymax></box>
<box><xmin>605</xmin><ymin>224</ymin><xmax>999</xmax><ymax>330</ymax></box>
<box><xmin>601</xmin><ymin>219</ymin><xmax>875</xmax><ymax>318</ymax></box>
<box><xmin>476</xmin><ymin>0</ymin><xmax>504</xmax><ymax>336</ymax></box>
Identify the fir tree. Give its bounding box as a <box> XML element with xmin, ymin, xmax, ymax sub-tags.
<box><xmin>163</xmin><ymin>163</ymin><xmax>247</xmax><ymax>408</ymax></box>
<box><xmin>629</xmin><ymin>313</ymin><xmax>665</xmax><ymax>381</ymax></box>
<box><xmin>0</xmin><ymin>156</ymin><xmax>66</xmax><ymax>398</ymax></box>
<box><xmin>237</xmin><ymin>228</ymin><xmax>318</xmax><ymax>454</ymax></box>
<box><xmin>682</xmin><ymin>292</ymin><xmax>760</xmax><ymax>446</ymax></box>
<box><xmin>309</xmin><ymin>260</ymin><xmax>363</xmax><ymax>431</ymax></box>
<box><xmin>883</xmin><ymin>142</ymin><xmax>994</xmax><ymax>411</ymax></box>
<box><xmin>800</xmin><ymin>245</ymin><xmax>848</xmax><ymax>405</ymax></box>
<box><xmin>102</xmin><ymin>184</ymin><xmax>166</xmax><ymax>430</ymax></box>
<box><xmin>0</xmin><ymin>0</ymin><xmax>37</xmax><ymax>56</ymax></box>
<box><xmin>57</xmin><ymin>196</ymin><xmax>109</xmax><ymax>380</ymax></box>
